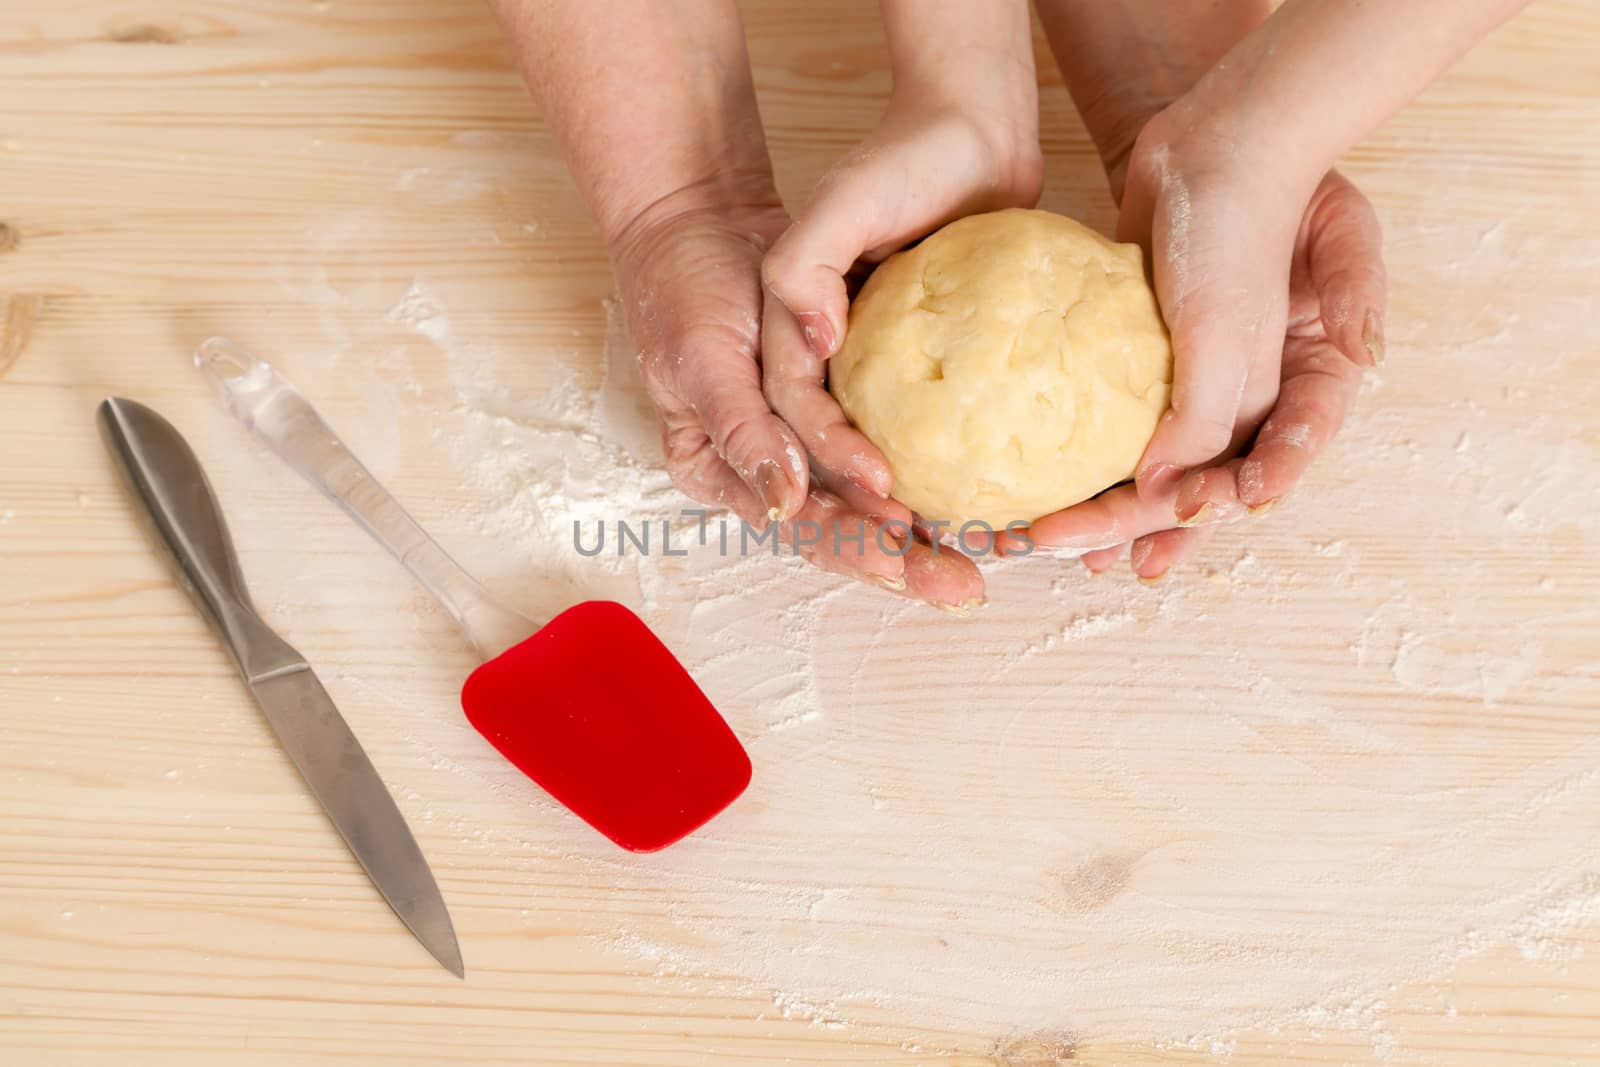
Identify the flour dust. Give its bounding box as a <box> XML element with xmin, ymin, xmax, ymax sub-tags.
<box><xmin>274</xmin><ymin>143</ymin><xmax>1600</xmax><ymax>1060</ymax></box>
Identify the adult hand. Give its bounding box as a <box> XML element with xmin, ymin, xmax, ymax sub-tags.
<box><xmin>492</xmin><ymin>0</ymin><xmax>943</xmax><ymax>590</ymax></box>
<box><xmin>608</xmin><ymin>178</ymin><xmax>919</xmax><ymax>590</ymax></box>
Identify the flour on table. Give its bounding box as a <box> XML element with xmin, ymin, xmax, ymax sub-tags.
<box><xmin>434</xmin><ymin>293</ymin><xmax>1597</xmax><ymax>1057</ymax></box>
<box><xmin>277</xmin><ymin>157</ymin><xmax>1600</xmax><ymax>1061</ymax></box>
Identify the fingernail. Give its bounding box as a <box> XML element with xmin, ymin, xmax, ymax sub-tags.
<box><xmin>797</xmin><ymin>312</ymin><xmax>837</xmax><ymax>360</ymax></box>
<box><xmin>868</xmin><ymin>572</ymin><xmax>907</xmax><ymax>593</ymax></box>
<box><xmin>1137</xmin><ymin>462</ymin><xmax>1185</xmax><ymax>499</ymax></box>
<box><xmin>1082</xmin><ymin>560</ymin><xmax>1105</xmax><ymax>577</ymax></box>
<box><xmin>1247</xmin><ymin>498</ymin><xmax>1277</xmax><ymax>517</ymax></box>
<box><xmin>847</xmin><ymin>471</ymin><xmax>888</xmax><ymax>500</ymax></box>
<box><xmin>994</xmin><ymin>533</ymin><xmax>1028</xmax><ymax>557</ymax></box>
<box><xmin>755</xmin><ymin>460</ymin><xmax>790</xmax><ymax>524</ymax></box>
<box><xmin>934</xmin><ymin>596</ymin><xmax>987</xmax><ymax>617</ymax></box>
<box><xmin>1137</xmin><ymin>570</ymin><xmax>1169</xmax><ymax>586</ymax></box>
<box><xmin>1178</xmin><ymin>501</ymin><xmax>1245</xmax><ymax>527</ymax></box>
<box><xmin>1363</xmin><ymin>309</ymin><xmax>1386</xmax><ymax>366</ymax></box>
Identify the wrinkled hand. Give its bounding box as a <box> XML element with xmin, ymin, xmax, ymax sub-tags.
<box><xmin>608</xmin><ymin>179</ymin><xmax>920</xmax><ymax>588</ymax></box>
<box><xmin>1028</xmin><ymin>117</ymin><xmax>1386</xmax><ymax>577</ymax></box>
<box><xmin>757</xmin><ymin>103</ymin><xmax>1044</xmax><ymax>609</ymax></box>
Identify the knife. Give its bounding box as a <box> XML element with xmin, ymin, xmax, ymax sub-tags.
<box><xmin>98</xmin><ymin>397</ymin><xmax>463</xmax><ymax>978</ymax></box>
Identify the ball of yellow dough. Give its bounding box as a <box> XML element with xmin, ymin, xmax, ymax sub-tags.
<box><xmin>828</xmin><ymin>208</ymin><xmax>1174</xmax><ymax>528</ymax></box>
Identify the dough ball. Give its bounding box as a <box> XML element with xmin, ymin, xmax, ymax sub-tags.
<box><xmin>828</xmin><ymin>208</ymin><xmax>1173</xmax><ymax>528</ymax></box>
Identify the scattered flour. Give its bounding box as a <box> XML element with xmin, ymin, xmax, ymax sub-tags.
<box><xmin>386</xmin><ymin>280</ymin><xmax>453</xmax><ymax>347</ymax></box>
<box><xmin>1508</xmin><ymin>877</ymin><xmax>1600</xmax><ymax>963</ymax></box>
<box><xmin>267</xmin><ymin>139</ymin><xmax>1600</xmax><ymax>1060</ymax></box>
<box><xmin>415</xmin><ymin>288</ymin><xmax>1597</xmax><ymax>1056</ymax></box>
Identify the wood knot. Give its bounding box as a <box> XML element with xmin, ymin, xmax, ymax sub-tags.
<box><xmin>1</xmin><ymin>294</ymin><xmax>44</xmax><ymax>380</ymax></box>
<box><xmin>106</xmin><ymin>19</ymin><xmax>188</xmax><ymax>45</ymax></box>
<box><xmin>0</xmin><ymin>222</ymin><xmax>16</xmax><ymax>253</ymax></box>
<box><xmin>995</xmin><ymin>1031</ymin><xmax>1077</xmax><ymax>1065</ymax></box>
<box><xmin>1047</xmin><ymin>850</ymin><xmax>1138</xmax><ymax>916</ymax></box>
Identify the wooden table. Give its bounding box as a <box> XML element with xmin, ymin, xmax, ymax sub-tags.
<box><xmin>4</xmin><ymin>2</ymin><xmax>1598</xmax><ymax>1063</ymax></box>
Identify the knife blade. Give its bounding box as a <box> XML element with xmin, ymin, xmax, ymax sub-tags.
<box><xmin>248</xmin><ymin>666</ymin><xmax>462</xmax><ymax>977</ymax></box>
<box><xmin>98</xmin><ymin>396</ymin><xmax>463</xmax><ymax>978</ymax></box>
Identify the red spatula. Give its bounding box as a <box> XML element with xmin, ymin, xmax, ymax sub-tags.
<box><xmin>196</xmin><ymin>338</ymin><xmax>751</xmax><ymax>852</ymax></box>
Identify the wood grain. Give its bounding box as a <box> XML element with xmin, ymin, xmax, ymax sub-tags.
<box><xmin>3</xmin><ymin>1</ymin><xmax>1599</xmax><ymax>1064</ymax></box>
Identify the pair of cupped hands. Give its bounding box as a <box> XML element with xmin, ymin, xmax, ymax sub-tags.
<box><xmin>610</xmin><ymin>80</ymin><xmax>1386</xmax><ymax>612</ymax></box>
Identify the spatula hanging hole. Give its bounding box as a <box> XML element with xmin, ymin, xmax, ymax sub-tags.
<box><xmin>194</xmin><ymin>337</ymin><xmax>277</xmax><ymax>422</ymax></box>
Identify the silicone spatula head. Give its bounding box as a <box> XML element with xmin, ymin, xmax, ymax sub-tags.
<box><xmin>460</xmin><ymin>600</ymin><xmax>751</xmax><ymax>852</ymax></box>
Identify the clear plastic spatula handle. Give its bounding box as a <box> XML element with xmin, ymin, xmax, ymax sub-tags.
<box><xmin>195</xmin><ymin>337</ymin><xmax>535</xmax><ymax>661</ymax></box>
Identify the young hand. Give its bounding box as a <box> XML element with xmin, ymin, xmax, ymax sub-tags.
<box><xmin>1028</xmin><ymin>1</ymin><xmax>1389</xmax><ymax>578</ymax></box>
<box><xmin>756</xmin><ymin>101</ymin><xmax>1041</xmax><ymax>609</ymax></box>
<box><xmin>1028</xmin><ymin>151</ymin><xmax>1385</xmax><ymax>579</ymax></box>
<box><xmin>757</xmin><ymin>0</ymin><xmax>1041</xmax><ymax>609</ymax></box>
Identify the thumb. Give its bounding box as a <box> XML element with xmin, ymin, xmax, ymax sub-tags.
<box><xmin>760</xmin><ymin>168</ymin><xmax>880</xmax><ymax>362</ymax></box>
<box><xmin>764</xmin><ymin>113</ymin><xmax>1044</xmax><ymax>359</ymax></box>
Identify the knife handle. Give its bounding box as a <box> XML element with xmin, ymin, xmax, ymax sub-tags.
<box><xmin>99</xmin><ymin>397</ymin><xmax>303</xmax><ymax>682</ymax></box>
<box><xmin>193</xmin><ymin>337</ymin><xmax>535</xmax><ymax>662</ymax></box>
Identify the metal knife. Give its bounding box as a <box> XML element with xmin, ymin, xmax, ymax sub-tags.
<box><xmin>98</xmin><ymin>396</ymin><xmax>463</xmax><ymax>978</ymax></box>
